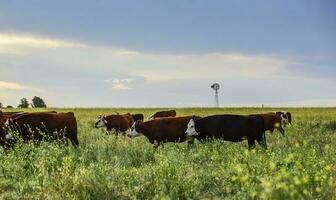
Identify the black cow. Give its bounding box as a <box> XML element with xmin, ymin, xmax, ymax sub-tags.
<box><xmin>130</xmin><ymin>114</ymin><xmax>144</xmax><ymax>122</ymax></box>
<box><xmin>185</xmin><ymin>114</ymin><xmax>266</xmax><ymax>149</ymax></box>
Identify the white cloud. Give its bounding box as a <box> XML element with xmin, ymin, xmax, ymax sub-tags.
<box><xmin>105</xmin><ymin>78</ymin><xmax>135</xmax><ymax>90</ymax></box>
<box><xmin>0</xmin><ymin>33</ymin><xmax>85</xmax><ymax>49</ymax></box>
<box><xmin>116</xmin><ymin>50</ymin><xmax>140</xmax><ymax>56</ymax></box>
<box><xmin>2</xmin><ymin>32</ymin><xmax>334</xmax><ymax>107</ymax></box>
<box><xmin>0</xmin><ymin>81</ymin><xmax>24</xmax><ymax>90</ymax></box>
<box><xmin>0</xmin><ymin>32</ymin><xmax>290</xmax><ymax>83</ymax></box>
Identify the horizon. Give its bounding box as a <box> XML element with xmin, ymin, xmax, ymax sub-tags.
<box><xmin>1</xmin><ymin>0</ymin><xmax>335</xmax><ymax>107</ymax></box>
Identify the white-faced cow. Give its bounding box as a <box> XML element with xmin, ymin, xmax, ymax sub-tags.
<box><xmin>128</xmin><ymin>116</ymin><xmax>201</xmax><ymax>148</ymax></box>
<box><xmin>6</xmin><ymin>112</ymin><xmax>79</xmax><ymax>147</ymax></box>
<box><xmin>185</xmin><ymin>114</ymin><xmax>267</xmax><ymax>149</ymax></box>
<box><xmin>94</xmin><ymin>114</ymin><xmax>134</xmax><ymax>135</ymax></box>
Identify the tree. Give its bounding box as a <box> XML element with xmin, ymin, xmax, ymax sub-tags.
<box><xmin>0</xmin><ymin>102</ymin><xmax>2</xmax><ymax>108</ymax></box>
<box><xmin>6</xmin><ymin>105</ymin><xmax>13</xmax><ymax>108</ymax></box>
<box><xmin>32</xmin><ymin>96</ymin><xmax>47</xmax><ymax>108</ymax></box>
<box><xmin>18</xmin><ymin>98</ymin><xmax>29</xmax><ymax>108</ymax></box>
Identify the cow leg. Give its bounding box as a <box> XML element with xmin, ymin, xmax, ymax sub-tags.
<box><xmin>70</xmin><ymin>137</ymin><xmax>79</xmax><ymax>147</ymax></box>
<box><xmin>257</xmin><ymin>132</ymin><xmax>267</xmax><ymax>149</ymax></box>
<box><xmin>248</xmin><ymin>138</ymin><xmax>256</xmax><ymax>150</ymax></box>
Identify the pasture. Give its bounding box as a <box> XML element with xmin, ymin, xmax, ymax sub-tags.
<box><xmin>0</xmin><ymin>108</ymin><xmax>335</xmax><ymax>199</ymax></box>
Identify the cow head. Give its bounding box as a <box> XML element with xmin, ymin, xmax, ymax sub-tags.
<box><xmin>276</xmin><ymin>111</ymin><xmax>292</xmax><ymax>125</ymax></box>
<box><xmin>185</xmin><ymin>116</ymin><xmax>199</xmax><ymax>136</ymax></box>
<box><xmin>94</xmin><ymin>115</ymin><xmax>108</xmax><ymax>128</ymax></box>
<box><xmin>127</xmin><ymin>121</ymin><xmax>141</xmax><ymax>138</ymax></box>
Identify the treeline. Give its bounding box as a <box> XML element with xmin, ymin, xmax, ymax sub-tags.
<box><xmin>0</xmin><ymin>96</ymin><xmax>47</xmax><ymax>108</ymax></box>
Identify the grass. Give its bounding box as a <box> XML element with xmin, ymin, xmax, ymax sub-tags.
<box><xmin>0</xmin><ymin>108</ymin><xmax>335</xmax><ymax>199</ymax></box>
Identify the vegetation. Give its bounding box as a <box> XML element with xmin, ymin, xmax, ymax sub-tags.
<box><xmin>17</xmin><ymin>98</ymin><xmax>29</xmax><ymax>108</ymax></box>
<box><xmin>0</xmin><ymin>108</ymin><xmax>335</xmax><ymax>199</ymax></box>
<box><xmin>32</xmin><ymin>96</ymin><xmax>47</xmax><ymax>108</ymax></box>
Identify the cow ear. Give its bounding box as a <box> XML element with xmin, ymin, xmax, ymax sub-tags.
<box><xmin>192</xmin><ymin>115</ymin><xmax>196</xmax><ymax>121</ymax></box>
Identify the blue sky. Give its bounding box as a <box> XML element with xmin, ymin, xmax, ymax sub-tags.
<box><xmin>0</xmin><ymin>0</ymin><xmax>335</xmax><ymax>107</ymax></box>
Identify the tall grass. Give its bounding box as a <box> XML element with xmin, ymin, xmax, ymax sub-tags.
<box><xmin>0</xmin><ymin>108</ymin><xmax>335</xmax><ymax>199</ymax></box>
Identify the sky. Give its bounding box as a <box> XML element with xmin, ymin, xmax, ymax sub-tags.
<box><xmin>0</xmin><ymin>0</ymin><xmax>335</xmax><ymax>107</ymax></box>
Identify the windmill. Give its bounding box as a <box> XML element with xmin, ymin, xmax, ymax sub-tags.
<box><xmin>211</xmin><ymin>83</ymin><xmax>220</xmax><ymax>107</ymax></box>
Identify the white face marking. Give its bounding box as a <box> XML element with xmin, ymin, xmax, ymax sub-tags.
<box><xmin>127</xmin><ymin>122</ymin><xmax>141</xmax><ymax>138</ymax></box>
<box><xmin>185</xmin><ymin>119</ymin><xmax>198</xmax><ymax>136</ymax></box>
<box><xmin>94</xmin><ymin>116</ymin><xmax>107</xmax><ymax>128</ymax></box>
<box><xmin>5</xmin><ymin>133</ymin><xmax>13</xmax><ymax>140</ymax></box>
<box><xmin>280</xmin><ymin>114</ymin><xmax>288</xmax><ymax>128</ymax></box>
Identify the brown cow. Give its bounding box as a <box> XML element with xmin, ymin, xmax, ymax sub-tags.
<box><xmin>251</xmin><ymin>113</ymin><xmax>287</xmax><ymax>135</ymax></box>
<box><xmin>94</xmin><ymin>114</ymin><xmax>134</xmax><ymax>135</ymax></box>
<box><xmin>6</xmin><ymin>112</ymin><xmax>79</xmax><ymax>146</ymax></box>
<box><xmin>148</xmin><ymin>110</ymin><xmax>176</xmax><ymax>120</ymax></box>
<box><xmin>127</xmin><ymin>116</ymin><xmax>201</xmax><ymax>148</ymax></box>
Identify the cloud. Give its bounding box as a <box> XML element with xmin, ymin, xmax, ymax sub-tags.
<box><xmin>0</xmin><ymin>32</ymin><xmax>290</xmax><ymax>83</ymax></box>
<box><xmin>118</xmin><ymin>52</ymin><xmax>289</xmax><ymax>82</ymax></box>
<box><xmin>1</xmin><ymin>32</ymin><xmax>334</xmax><ymax>107</ymax></box>
<box><xmin>104</xmin><ymin>78</ymin><xmax>135</xmax><ymax>90</ymax></box>
<box><xmin>0</xmin><ymin>81</ymin><xmax>24</xmax><ymax>90</ymax></box>
<box><xmin>116</xmin><ymin>50</ymin><xmax>140</xmax><ymax>56</ymax></box>
<box><xmin>0</xmin><ymin>33</ymin><xmax>85</xmax><ymax>49</ymax></box>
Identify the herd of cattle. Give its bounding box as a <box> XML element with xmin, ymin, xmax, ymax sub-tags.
<box><xmin>0</xmin><ymin>109</ymin><xmax>292</xmax><ymax>150</ymax></box>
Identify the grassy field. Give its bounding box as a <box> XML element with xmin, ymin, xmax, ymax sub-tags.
<box><xmin>0</xmin><ymin>108</ymin><xmax>335</xmax><ymax>199</ymax></box>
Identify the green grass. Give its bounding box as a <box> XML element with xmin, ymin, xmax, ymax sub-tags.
<box><xmin>0</xmin><ymin>108</ymin><xmax>335</xmax><ymax>199</ymax></box>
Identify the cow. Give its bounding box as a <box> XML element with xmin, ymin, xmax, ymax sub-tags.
<box><xmin>185</xmin><ymin>114</ymin><xmax>267</xmax><ymax>149</ymax></box>
<box><xmin>6</xmin><ymin>112</ymin><xmax>79</xmax><ymax>147</ymax></box>
<box><xmin>250</xmin><ymin>112</ymin><xmax>289</xmax><ymax>136</ymax></box>
<box><xmin>148</xmin><ymin>110</ymin><xmax>177</xmax><ymax>120</ymax></box>
<box><xmin>0</xmin><ymin>111</ymin><xmax>12</xmax><ymax>148</ymax></box>
<box><xmin>124</xmin><ymin>113</ymin><xmax>144</xmax><ymax>122</ymax></box>
<box><xmin>127</xmin><ymin>116</ymin><xmax>201</xmax><ymax>148</ymax></box>
<box><xmin>94</xmin><ymin>113</ymin><xmax>134</xmax><ymax>135</ymax></box>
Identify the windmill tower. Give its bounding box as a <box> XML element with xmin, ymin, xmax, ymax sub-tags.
<box><xmin>211</xmin><ymin>83</ymin><xmax>220</xmax><ymax>107</ymax></box>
